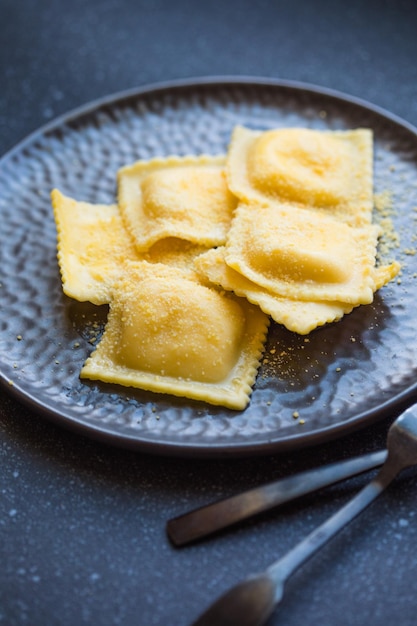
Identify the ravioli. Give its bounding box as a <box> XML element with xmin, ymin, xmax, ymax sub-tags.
<box><xmin>51</xmin><ymin>124</ymin><xmax>401</xmax><ymax>409</ymax></box>
<box><xmin>80</xmin><ymin>263</ymin><xmax>269</xmax><ymax>409</ymax></box>
<box><xmin>224</xmin><ymin>202</ymin><xmax>383</xmax><ymax>305</ymax></box>
<box><xmin>194</xmin><ymin>247</ymin><xmax>400</xmax><ymax>335</ymax></box>
<box><xmin>227</xmin><ymin>126</ymin><xmax>373</xmax><ymax>226</ymax></box>
<box><xmin>195</xmin><ymin>247</ymin><xmax>353</xmax><ymax>334</ymax></box>
<box><xmin>52</xmin><ymin>190</ymin><xmax>211</xmax><ymax>304</ymax></box>
<box><xmin>117</xmin><ymin>155</ymin><xmax>237</xmax><ymax>251</ymax></box>
<box><xmin>51</xmin><ymin>189</ymin><xmax>143</xmax><ymax>305</ymax></box>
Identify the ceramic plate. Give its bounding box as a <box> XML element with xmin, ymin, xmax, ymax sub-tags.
<box><xmin>1</xmin><ymin>77</ymin><xmax>417</xmax><ymax>458</ymax></box>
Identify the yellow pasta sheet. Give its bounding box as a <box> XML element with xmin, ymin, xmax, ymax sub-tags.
<box><xmin>194</xmin><ymin>247</ymin><xmax>400</xmax><ymax>335</ymax></box>
<box><xmin>117</xmin><ymin>154</ymin><xmax>237</xmax><ymax>251</ymax></box>
<box><xmin>227</xmin><ymin>126</ymin><xmax>373</xmax><ymax>226</ymax></box>
<box><xmin>51</xmin><ymin>189</ymin><xmax>143</xmax><ymax>305</ymax></box>
<box><xmin>224</xmin><ymin>202</ymin><xmax>384</xmax><ymax>305</ymax></box>
<box><xmin>52</xmin><ymin>189</ymin><xmax>209</xmax><ymax>304</ymax></box>
<box><xmin>81</xmin><ymin>262</ymin><xmax>269</xmax><ymax>409</ymax></box>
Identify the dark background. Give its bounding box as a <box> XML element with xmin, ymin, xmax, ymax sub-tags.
<box><xmin>1</xmin><ymin>1</ymin><xmax>417</xmax><ymax>625</ymax></box>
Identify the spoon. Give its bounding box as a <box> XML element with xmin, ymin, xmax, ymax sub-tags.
<box><xmin>191</xmin><ymin>403</ymin><xmax>417</xmax><ymax>626</ymax></box>
<box><xmin>167</xmin><ymin>449</ymin><xmax>387</xmax><ymax>546</ymax></box>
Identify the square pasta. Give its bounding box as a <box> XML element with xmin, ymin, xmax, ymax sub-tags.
<box><xmin>51</xmin><ymin>189</ymin><xmax>209</xmax><ymax>305</ymax></box>
<box><xmin>224</xmin><ymin>202</ymin><xmax>386</xmax><ymax>305</ymax></box>
<box><xmin>117</xmin><ymin>154</ymin><xmax>237</xmax><ymax>251</ymax></box>
<box><xmin>194</xmin><ymin>247</ymin><xmax>400</xmax><ymax>335</ymax></box>
<box><xmin>51</xmin><ymin>189</ymin><xmax>143</xmax><ymax>305</ymax></box>
<box><xmin>80</xmin><ymin>262</ymin><xmax>269</xmax><ymax>410</ymax></box>
<box><xmin>226</xmin><ymin>126</ymin><xmax>373</xmax><ymax>226</ymax></box>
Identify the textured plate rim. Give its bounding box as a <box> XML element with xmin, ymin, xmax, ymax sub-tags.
<box><xmin>2</xmin><ymin>75</ymin><xmax>417</xmax><ymax>458</ymax></box>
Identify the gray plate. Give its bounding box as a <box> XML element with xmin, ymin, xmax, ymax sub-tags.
<box><xmin>1</xmin><ymin>77</ymin><xmax>417</xmax><ymax>458</ymax></box>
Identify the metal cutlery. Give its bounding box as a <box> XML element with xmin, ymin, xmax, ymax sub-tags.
<box><xmin>190</xmin><ymin>404</ymin><xmax>417</xmax><ymax>626</ymax></box>
<box><xmin>167</xmin><ymin>448</ymin><xmax>387</xmax><ymax>546</ymax></box>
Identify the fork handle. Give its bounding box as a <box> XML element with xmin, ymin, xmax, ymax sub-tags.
<box><xmin>167</xmin><ymin>449</ymin><xmax>387</xmax><ymax>546</ymax></box>
<box><xmin>267</xmin><ymin>461</ymin><xmax>395</xmax><ymax>589</ymax></box>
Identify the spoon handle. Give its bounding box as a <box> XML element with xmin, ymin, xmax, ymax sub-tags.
<box><xmin>268</xmin><ymin>465</ymin><xmax>393</xmax><ymax>586</ymax></box>
<box><xmin>167</xmin><ymin>449</ymin><xmax>387</xmax><ymax>546</ymax></box>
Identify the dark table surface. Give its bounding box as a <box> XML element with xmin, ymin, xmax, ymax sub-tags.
<box><xmin>2</xmin><ymin>1</ymin><xmax>417</xmax><ymax>625</ymax></box>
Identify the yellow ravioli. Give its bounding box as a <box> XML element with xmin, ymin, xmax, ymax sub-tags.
<box><xmin>51</xmin><ymin>190</ymin><xmax>212</xmax><ymax>304</ymax></box>
<box><xmin>195</xmin><ymin>247</ymin><xmax>353</xmax><ymax>334</ymax></box>
<box><xmin>117</xmin><ymin>155</ymin><xmax>237</xmax><ymax>251</ymax></box>
<box><xmin>194</xmin><ymin>248</ymin><xmax>400</xmax><ymax>335</ymax></box>
<box><xmin>225</xmin><ymin>202</ymin><xmax>383</xmax><ymax>305</ymax></box>
<box><xmin>51</xmin><ymin>189</ymin><xmax>143</xmax><ymax>305</ymax></box>
<box><xmin>227</xmin><ymin>126</ymin><xmax>373</xmax><ymax>226</ymax></box>
<box><xmin>80</xmin><ymin>263</ymin><xmax>269</xmax><ymax>410</ymax></box>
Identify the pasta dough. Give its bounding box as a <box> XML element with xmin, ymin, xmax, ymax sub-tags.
<box><xmin>194</xmin><ymin>247</ymin><xmax>400</xmax><ymax>335</ymax></box>
<box><xmin>226</xmin><ymin>126</ymin><xmax>373</xmax><ymax>226</ymax></box>
<box><xmin>224</xmin><ymin>202</ymin><xmax>383</xmax><ymax>305</ymax></box>
<box><xmin>51</xmin><ymin>189</ymin><xmax>143</xmax><ymax>305</ymax></box>
<box><xmin>81</xmin><ymin>263</ymin><xmax>269</xmax><ymax>409</ymax></box>
<box><xmin>52</xmin><ymin>189</ymin><xmax>207</xmax><ymax>304</ymax></box>
<box><xmin>117</xmin><ymin>155</ymin><xmax>237</xmax><ymax>251</ymax></box>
